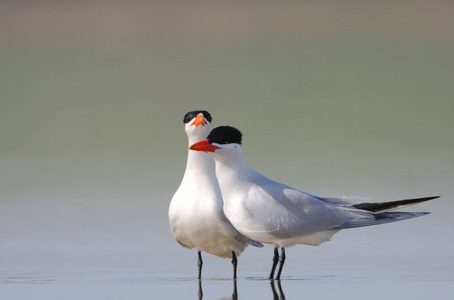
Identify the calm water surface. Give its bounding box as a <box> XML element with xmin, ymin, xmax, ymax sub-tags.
<box><xmin>2</xmin><ymin>1</ymin><xmax>454</xmax><ymax>299</ymax></box>
<box><xmin>1</xmin><ymin>269</ymin><xmax>453</xmax><ymax>299</ymax></box>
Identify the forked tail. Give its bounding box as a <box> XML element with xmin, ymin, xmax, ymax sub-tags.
<box><xmin>332</xmin><ymin>196</ymin><xmax>439</xmax><ymax>229</ymax></box>
<box><xmin>332</xmin><ymin>211</ymin><xmax>430</xmax><ymax>229</ymax></box>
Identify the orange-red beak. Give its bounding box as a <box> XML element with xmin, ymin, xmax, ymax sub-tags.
<box><xmin>189</xmin><ymin>139</ymin><xmax>221</xmax><ymax>153</ymax></box>
<box><xmin>191</xmin><ymin>113</ymin><xmax>208</xmax><ymax>127</ymax></box>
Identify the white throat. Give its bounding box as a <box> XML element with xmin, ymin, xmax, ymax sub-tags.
<box><xmin>211</xmin><ymin>145</ymin><xmax>261</xmax><ymax>198</ymax></box>
<box><xmin>184</xmin><ymin>125</ymin><xmax>214</xmax><ymax>177</ymax></box>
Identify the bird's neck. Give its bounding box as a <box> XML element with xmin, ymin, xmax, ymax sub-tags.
<box><xmin>183</xmin><ymin>134</ymin><xmax>215</xmax><ymax>177</ymax></box>
<box><xmin>185</xmin><ymin>150</ymin><xmax>215</xmax><ymax>173</ymax></box>
<box><xmin>214</xmin><ymin>151</ymin><xmax>254</xmax><ymax>188</ymax></box>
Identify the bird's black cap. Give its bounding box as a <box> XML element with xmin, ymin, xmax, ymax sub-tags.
<box><xmin>183</xmin><ymin>110</ymin><xmax>212</xmax><ymax>124</ymax></box>
<box><xmin>207</xmin><ymin>126</ymin><xmax>242</xmax><ymax>145</ymax></box>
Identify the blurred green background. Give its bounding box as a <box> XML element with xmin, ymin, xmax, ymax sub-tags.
<box><xmin>0</xmin><ymin>1</ymin><xmax>453</xmax><ymax>272</ymax></box>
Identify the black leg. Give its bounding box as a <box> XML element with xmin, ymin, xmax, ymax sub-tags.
<box><xmin>275</xmin><ymin>247</ymin><xmax>286</xmax><ymax>280</ymax></box>
<box><xmin>231</xmin><ymin>251</ymin><xmax>238</xmax><ymax>280</ymax></box>
<box><xmin>197</xmin><ymin>251</ymin><xmax>203</xmax><ymax>279</ymax></box>
<box><xmin>269</xmin><ymin>247</ymin><xmax>279</xmax><ymax>279</ymax></box>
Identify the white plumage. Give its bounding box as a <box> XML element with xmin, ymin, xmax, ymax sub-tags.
<box><xmin>189</xmin><ymin>125</ymin><xmax>438</xmax><ymax>280</ymax></box>
<box><xmin>168</xmin><ymin>112</ymin><xmax>262</xmax><ymax>279</ymax></box>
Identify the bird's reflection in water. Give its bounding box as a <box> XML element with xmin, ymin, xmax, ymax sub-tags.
<box><xmin>270</xmin><ymin>280</ymin><xmax>286</xmax><ymax>300</ymax></box>
<box><xmin>232</xmin><ymin>280</ymin><xmax>238</xmax><ymax>300</ymax></box>
<box><xmin>198</xmin><ymin>279</ymin><xmax>203</xmax><ymax>300</ymax></box>
<box><xmin>197</xmin><ymin>279</ymin><xmax>287</xmax><ymax>299</ymax></box>
<box><xmin>198</xmin><ymin>279</ymin><xmax>238</xmax><ymax>300</ymax></box>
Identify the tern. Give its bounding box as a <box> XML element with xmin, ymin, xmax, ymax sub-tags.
<box><xmin>169</xmin><ymin>112</ymin><xmax>263</xmax><ymax>279</ymax></box>
<box><xmin>189</xmin><ymin>125</ymin><xmax>439</xmax><ymax>280</ymax></box>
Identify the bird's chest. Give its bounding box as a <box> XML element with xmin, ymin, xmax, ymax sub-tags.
<box><xmin>223</xmin><ymin>191</ymin><xmax>262</xmax><ymax>228</ymax></box>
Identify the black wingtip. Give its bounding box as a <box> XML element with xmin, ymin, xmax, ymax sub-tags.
<box><xmin>353</xmin><ymin>196</ymin><xmax>440</xmax><ymax>213</ymax></box>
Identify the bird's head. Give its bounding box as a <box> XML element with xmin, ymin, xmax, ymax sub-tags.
<box><xmin>189</xmin><ymin>126</ymin><xmax>243</xmax><ymax>160</ymax></box>
<box><xmin>183</xmin><ymin>110</ymin><xmax>213</xmax><ymax>142</ymax></box>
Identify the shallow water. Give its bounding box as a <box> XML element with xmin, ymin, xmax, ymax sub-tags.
<box><xmin>2</xmin><ymin>270</ymin><xmax>453</xmax><ymax>299</ymax></box>
<box><xmin>1</xmin><ymin>1</ymin><xmax>454</xmax><ymax>299</ymax></box>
